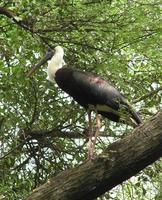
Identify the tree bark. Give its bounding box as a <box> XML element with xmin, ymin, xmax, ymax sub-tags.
<box><xmin>26</xmin><ymin>111</ymin><xmax>162</xmax><ymax>200</ymax></box>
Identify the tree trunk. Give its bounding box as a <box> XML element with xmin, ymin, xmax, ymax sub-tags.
<box><xmin>26</xmin><ymin>111</ymin><xmax>162</xmax><ymax>200</ymax></box>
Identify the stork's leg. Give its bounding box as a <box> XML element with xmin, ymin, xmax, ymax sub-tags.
<box><xmin>95</xmin><ymin>111</ymin><xmax>101</xmax><ymax>144</ymax></box>
<box><xmin>91</xmin><ymin>110</ymin><xmax>101</xmax><ymax>155</ymax></box>
<box><xmin>87</xmin><ymin>110</ymin><xmax>94</xmax><ymax>160</ymax></box>
<box><xmin>87</xmin><ymin>109</ymin><xmax>101</xmax><ymax>160</ymax></box>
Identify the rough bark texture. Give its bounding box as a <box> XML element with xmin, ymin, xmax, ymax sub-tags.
<box><xmin>26</xmin><ymin>111</ymin><xmax>162</xmax><ymax>200</ymax></box>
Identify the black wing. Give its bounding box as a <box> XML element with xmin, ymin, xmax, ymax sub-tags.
<box><xmin>55</xmin><ymin>68</ymin><xmax>142</xmax><ymax>125</ymax></box>
<box><xmin>73</xmin><ymin>70</ymin><xmax>125</xmax><ymax>109</ymax></box>
<box><xmin>73</xmin><ymin>70</ymin><xmax>141</xmax><ymax>125</ymax></box>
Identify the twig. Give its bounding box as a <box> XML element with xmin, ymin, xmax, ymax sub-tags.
<box><xmin>133</xmin><ymin>86</ymin><xmax>162</xmax><ymax>103</ymax></box>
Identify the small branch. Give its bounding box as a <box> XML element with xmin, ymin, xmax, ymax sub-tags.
<box><xmin>133</xmin><ymin>86</ymin><xmax>162</xmax><ymax>103</ymax></box>
<box><xmin>0</xmin><ymin>135</ymin><xmax>29</xmax><ymax>160</ymax></box>
<box><xmin>0</xmin><ymin>7</ymin><xmax>33</xmax><ymax>33</ymax></box>
<box><xmin>24</xmin><ymin>129</ymin><xmax>86</xmax><ymax>140</ymax></box>
<box><xmin>13</xmin><ymin>156</ymin><xmax>31</xmax><ymax>171</ymax></box>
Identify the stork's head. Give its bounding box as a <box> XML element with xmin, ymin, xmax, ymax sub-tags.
<box><xmin>27</xmin><ymin>46</ymin><xmax>66</xmax><ymax>79</ymax></box>
<box><xmin>54</xmin><ymin>46</ymin><xmax>64</xmax><ymax>56</ymax></box>
<box><xmin>47</xmin><ymin>46</ymin><xmax>65</xmax><ymax>82</ymax></box>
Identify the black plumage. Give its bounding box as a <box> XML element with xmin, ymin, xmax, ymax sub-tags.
<box><xmin>55</xmin><ymin>68</ymin><xmax>142</xmax><ymax>126</ymax></box>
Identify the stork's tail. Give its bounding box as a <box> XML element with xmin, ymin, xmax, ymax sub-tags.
<box><xmin>122</xmin><ymin>98</ymin><xmax>142</xmax><ymax>126</ymax></box>
<box><xmin>130</xmin><ymin>109</ymin><xmax>142</xmax><ymax>125</ymax></box>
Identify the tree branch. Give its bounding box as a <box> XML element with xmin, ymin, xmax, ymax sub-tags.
<box><xmin>0</xmin><ymin>7</ymin><xmax>33</xmax><ymax>32</ymax></box>
<box><xmin>133</xmin><ymin>86</ymin><xmax>162</xmax><ymax>103</ymax></box>
<box><xmin>26</xmin><ymin>111</ymin><xmax>162</xmax><ymax>200</ymax></box>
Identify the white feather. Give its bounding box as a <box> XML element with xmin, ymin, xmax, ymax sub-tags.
<box><xmin>47</xmin><ymin>46</ymin><xmax>65</xmax><ymax>83</ymax></box>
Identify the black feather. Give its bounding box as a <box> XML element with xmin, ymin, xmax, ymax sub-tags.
<box><xmin>55</xmin><ymin>68</ymin><xmax>142</xmax><ymax>125</ymax></box>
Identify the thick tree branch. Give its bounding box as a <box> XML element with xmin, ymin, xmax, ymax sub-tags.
<box><xmin>26</xmin><ymin>111</ymin><xmax>162</xmax><ymax>200</ymax></box>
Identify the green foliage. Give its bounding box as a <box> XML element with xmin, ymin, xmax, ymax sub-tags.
<box><xmin>0</xmin><ymin>0</ymin><xmax>162</xmax><ymax>199</ymax></box>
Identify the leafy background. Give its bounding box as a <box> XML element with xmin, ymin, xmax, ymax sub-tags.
<box><xmin>0</xmin><ymin>0</ymin><xmax>162</xmax><ymax>199</ymax></box>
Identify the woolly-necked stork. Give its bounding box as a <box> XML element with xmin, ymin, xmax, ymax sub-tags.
<box><xmin>27</xmin><ymin>46</ymin><xmax>142</xmax><ymax>159</ymax></box>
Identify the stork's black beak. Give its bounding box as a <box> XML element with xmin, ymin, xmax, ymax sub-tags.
<box><xmin>26</xmin><ymin>49</ymin><xmax>55</xmax><ymax>77</ymax></box>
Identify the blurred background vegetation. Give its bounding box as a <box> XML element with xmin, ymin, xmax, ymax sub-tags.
<box><xmin>0</xmin><ymin>0</ymin><xmax>162</xmax><ymax>199</ymax></box>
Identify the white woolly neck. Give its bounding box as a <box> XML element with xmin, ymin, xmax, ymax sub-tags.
<box><xmin>47</xmin><ymin>46</ymin><xmax>65</xmax><ymax>83</ymax></box>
